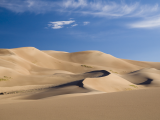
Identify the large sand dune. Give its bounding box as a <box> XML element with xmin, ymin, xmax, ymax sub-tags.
<box><xmin>1</xmin><ymin>47</ymin><xmax>160</xmax><ymax>120</ymax></box>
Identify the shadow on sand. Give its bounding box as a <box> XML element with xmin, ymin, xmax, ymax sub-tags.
<box><xmin>137</xmin><ymin>78</ymin><xmax>153</xmax><ymax>85</ymax></box>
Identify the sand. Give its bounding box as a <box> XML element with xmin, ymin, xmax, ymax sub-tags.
<box><xmin>0</xmin><ymin>47</ymin><xmax>160</xmax><ymax>120</ymax></box>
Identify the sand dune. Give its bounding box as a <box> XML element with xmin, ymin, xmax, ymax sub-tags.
<box><xmin>0</xmin><ymin>47</ymin><xmax>160</xmax><ymax>120</ymax></box>
<box><xmin>83</xmin><ymin>73</ymin><xmax>142</xmax><ymax>92</ymax></box>
<box><xmin>44</xmin><ymin>50</ymin><xmax>143</xmax><ymax>72</ymax></box>
<box><xmin>122</xmin><ymin>68</ymin><xmax>160</xmax><ymax>87</ymax></box>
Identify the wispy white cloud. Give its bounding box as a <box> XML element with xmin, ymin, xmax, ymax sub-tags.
<box><xmin>0</xmin><ymin>0</ymin><xmax>57</xmax><ymax>13</ymax></box>
<box><xmin>129</xmin><ymin>4</ymin><xmax>159</xmax><ymax>17</ymax></box>
<box><xmin>128</xmin><ymin>17</ymin><xmax>160</xmax><ymax>28</ymax></box>
<box><xmin>63</xmin><ymin>0</ymin><xmax>87</xmax><ymax>8</ymax></box>
<box><xmin>61</xmin><ymin>0</ymin><xmax>159</xmax><ymax>18</ymax></box>
<box><xmin>48</xmin><ymin>20</ymin><xmax>75</xmax><ymax>29</ymax></box>
<box><xmin>0</xmin><ymin>0</ymin><xmax>159</xmax><ymax>18</ymax></box>
<box><xmin>83</xmin><ymin>21</ymin><xmax>90</xmax><ymax>25</ymax></box>
<box><xmin>71</xmin><ymin>24</ymin><xmax>78</xmax><ymax>27</ymax></box>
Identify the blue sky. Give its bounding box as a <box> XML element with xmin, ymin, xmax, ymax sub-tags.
<box><xmin>0</xmin><ymin>0</ymin><xmax>160</xmax><ymax>62</ymax></box>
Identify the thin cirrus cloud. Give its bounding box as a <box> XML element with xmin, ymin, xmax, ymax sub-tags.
<box><xmin>83</xmin><ymin>22</ymin><xmax>90</xmax><ymax>25</ymax></box>
<box><xmin>128</xmin><ymin>17</ymin><xmax>160</xmax><ymax>28</ymax></box>
<box><xmin>0</xmin><ymin>0</ymin><xmax>56</xmax><ymax>13</ymax></box>
<box><xmin>48</xmin><ymin>20</ymin><xmax>75</xmax><ymax>29</ymax></box>
<box><xmin>61</xmin><ymin>0</ymin><xmax>159</xmax><ymax>18</ymax></box>
<box><xmin>0</xmin><ymin>0</ymin><xmax>159</xmax><ymax>18</ymax></box>
<box><xmin>71</xmin><ymin>24</ymin><xmax>78</xmax><ymax>27</ymax></box>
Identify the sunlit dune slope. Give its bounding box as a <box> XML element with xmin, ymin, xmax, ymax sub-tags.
<box><xmin>83</xmin><ymin>73</ymin><xmax>140</xmax><ymax>93</ymax></box>
<box><xmin>44</xmin><ymin>50</ymin><xmax>143</xmax><ymax>72</ymax></box>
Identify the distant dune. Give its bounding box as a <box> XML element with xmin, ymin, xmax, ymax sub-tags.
<box><xmin>1</xmin><ymin>47</ymin><xmax>160</xmax><ymax>120</ymax></box>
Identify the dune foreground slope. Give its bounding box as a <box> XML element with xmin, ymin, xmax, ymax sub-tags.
<box><xmin>0</xmin><ymin>47</ymin><xmax>160</xmax><ymax>120</ymax></box>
